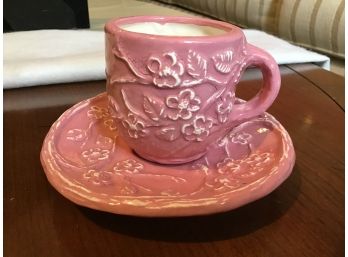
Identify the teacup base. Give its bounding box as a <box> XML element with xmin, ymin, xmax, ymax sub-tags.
<box><xmin>134</xmin><ymin>149</ymin><xmax>207</xmax><ymax>165</ymax></box>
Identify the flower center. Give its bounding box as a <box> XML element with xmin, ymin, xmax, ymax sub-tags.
<box><xmin>178</xmin><ymin>99</ymin><xmax>189</xmax><ymax>109</ymax></box>
<box><xmin>91</xmin><ymin>152</ymin><xmax>101</xmax><ymax>158</ymax></box>
<box><xmin>162</xmin><ymin>66</ymin><xmax>171</xmax><ymax>75</ymax></box>
<box><xmin>129</xmin><ymin>123</ymin><xmax>138</xmax><ymax>130</ymax></box>
<box><xmin>194</xmin><ymin>127</ymin><xmax>205</xmax><ymax>135</ymax></box>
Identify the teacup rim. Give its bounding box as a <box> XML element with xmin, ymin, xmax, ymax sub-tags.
<box><xmin>104</xmin><ymin>16</ymin><xmax>243</xmax><ymax>42</ymax></box>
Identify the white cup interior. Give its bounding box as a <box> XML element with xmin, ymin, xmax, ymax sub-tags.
<box><xmin>119</xmin><ymin>22</ymin><xmax>226</xmax><ymax>36</ymax></box>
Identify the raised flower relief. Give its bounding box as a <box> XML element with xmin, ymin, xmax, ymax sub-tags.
<box><xmin>104</xmin><ymin>118</ymin><xmax>117</xmax><ymax>131</ymax></box>
<box><xmin>113</xmin><ymin>159</ymin><xmax>144</xmax><ymax>175</ymax></box>
<box><xmin>81</xmin><ymin>148</ymin><xmax>110</xmax><ymax>163</ymax></box>
<box><xmin>216</xmin><ymin>158</ymin><xmax>241</xmax><ymax>174</ymax></box>
<box><xmin>120</xmin><ymin>185</ymin><xmax>138</xmax><ymax>195</ymax></box>
<box><xmin>122</xmin><ymin>113</ymin><xmax>148</xmax><ymax>139</ymax></box>
<box><xmin>83</xmin><ymin>169</ymin><xmax>112</xmax><ymax>185</ymax></box>
<box><xmin>217</xmin><ymin>91</ymin><xmax>234</xmax><ymax>123</ymax></box>
<box><xmin>229</xmin><ymin>152</ymin><xmax>273</xmax><ymax>179</ymax></box>
<box><xmin>147</xmin><ymin>52</ymin><xmax>184</xmax><ymax>88</ymax></box>
<box><xmin>182</xmin><ymin>115</ymin><xmax>213</xmax><ymax>142</ymax></box>
<box><xmin>66</xmin><ymin>129</ymin><xmax>87</xmax><ymax>142</ymax></box>
<box><xmin>244</xmin><ymin>152</ymin><xmax>272</xmax><ymax>167</ymax></box>
<box><xmin>230</xmin><ymin>132</ymin><xmax>252</xmax><ymax>145</ymax></box>
<box><xmin>191</xmin><ymin>163</ymin><xmax>209</xmax><ymax>174</ymax></box>
<box><xmin>95</xmin><ymin>135</ymin><xmax>113</xmax><ymax>149</ymax></box>
<box><xmin>206</xmin><ymin>154</ymin><xmax>276</xmax><ymax>191</ymax></box>
<box><xmin>166</xmin><ymin>89</ymin><xmax>201</xmax><ymax>120</ymax></box>
<box><xmin>87</xmin><ymin>106</ymin><xmax>110</xmax><ymax>119</ymax></box>
<box><xmin>206</xmin><ymin>176</ymin><xmax>241</xmax><ymax>191</ymax></box>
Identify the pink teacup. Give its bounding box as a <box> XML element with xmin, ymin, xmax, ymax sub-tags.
<box><xmin>105</xmin><ymin>16</ymin><xmax>280</xmax><ymax>164</ymax></box>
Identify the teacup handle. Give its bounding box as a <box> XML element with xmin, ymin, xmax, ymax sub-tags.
<box><xmin>231</xmin><ymin>44</ymin><xmax>281</xmax><ymax>121</ymax></box>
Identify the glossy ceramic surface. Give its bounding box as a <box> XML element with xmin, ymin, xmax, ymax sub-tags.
<box><xmin>105</xmin><ymin>16</ymin><xmax>281</xmax><ymax>164</ymax></box>
<box><xmin>41</xmin><ymin>93</ymin><xmax>295</xmax><ymax>217</ymax></box>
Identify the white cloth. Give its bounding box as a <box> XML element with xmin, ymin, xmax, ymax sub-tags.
<box><xmin>244</xmin><ymin>30</ymin><xmax>330</xmax><ymax>70</ymax></box>
<box><xmin>4</xmin><ymin>29</ymin><xmax>330</xmax><ymax>89</ymax></box>
<box><xmin>4</xmin><ymin>30</ymin><xmax>105</xmax><ymax>89</ymax></box>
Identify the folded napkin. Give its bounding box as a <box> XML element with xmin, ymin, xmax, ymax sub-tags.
<box><xmin>244</xmin><ymin>30</ymin><xmax>330</xmax><ymax>69</ymax></box>
<box><xmin>4</xmin><ymin>30</ymin><xmax>105</xmax><ymax>89</ymax></box>
<box><xmin>4</xmin><ymin>29</ymin><xmax>330</xmax><ymax>89</ymax></box>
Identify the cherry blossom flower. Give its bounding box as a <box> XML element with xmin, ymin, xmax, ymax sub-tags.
<box><xmin>206</xmin><ymin>176</ymin><xmax>241</xmax><ymax>191</ymax></box>
<box><xmin>122</xmin><ymin>113</ymin><xmax>148</xmax><ymax>139</ymax></box>
<box><xmin>104</xmin><ymin>119</ymin><xmax>117</xmax><ymax>131</ymax></box>
<box><xmin>81</xmin><ymin>148</ymin><xmax>110</xmax><ymax>163</ymax></box>
<box><xmin>87</xmin><ymin>106</ymin><xmax>109</xmax><ymax>119</ymax></box>
<box><xmin>216</xmin><ymin>158</ymin><xmax>241</xmax><ymax>174</ymax></box>
<box><xmin>182</xmin><ymin>115</ymin><xmax>213</xmax><ymax>142</ymax></box>
<box><xmin>147</xmin><ymin>52</ymin><xmax>184</xmax><ymax>88</ymax></box>
<box><xmin>113</xmin><ymin>159</ymin><xmax>144</xmax><ymax>174</ymax></box>
<box><xmin>230</xmin><ymin>132</ymin><xmax>252</xmax><ymax>145</ymax></box>
<box><xmin>244</xmin><ymin>153</ymin><xmax>272</xmax><ymax>167</ymax></box>
<box><xmin>83</xmin><ymin>169</ymin><xmax>112</xmax><ymax>185</ymax></box>
<box><xmin>66</xmin><ymin>129</ymin><xmax>86</xmax><ymax>142</ymax></box>
<box><xmin>166</xmin><ymin>89</ymin><xmax>201</xmax><ymax>120</ymax></box>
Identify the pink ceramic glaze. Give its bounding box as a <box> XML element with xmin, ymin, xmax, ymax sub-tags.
<box><xmin>40</xmin><ymin>93</ymin><xmax>295</xmax><ymax>217</ymax></box>
<box><xmin>105</xmin><ymin>16</ymin><xmax>281</xmax><ymax>164</ymax></box>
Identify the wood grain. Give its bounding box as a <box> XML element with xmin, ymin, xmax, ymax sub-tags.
<box><xmin>287</xmin><ymin>63</ymin><xmax>345</xmax><ymax>109</ymax></box>
<box><xmin>4</xmin><ymin>65</ymin><xmax>344</xmax><ymax>257</ymax></box>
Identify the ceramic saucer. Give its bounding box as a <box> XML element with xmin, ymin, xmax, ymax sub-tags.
<box><xmin>41</xmin><ymin>93</ymin><xmax>295</xmax><ymax>217</ymax></box>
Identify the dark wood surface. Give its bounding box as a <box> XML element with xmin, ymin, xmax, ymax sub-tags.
<box><xmin>4</xmin><ymin>64</ymin><xmax>344</xmax><ymax>257</ymax></box>
<box><xmin>287</xmin><ymin>63</ymin><xmax>345</xmax><ymax>109</ymax></box>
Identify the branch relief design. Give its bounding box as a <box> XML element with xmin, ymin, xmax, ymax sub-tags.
<box><xmin>110</xmin><ymin>42</ymin><xmax>249</xmax><ymax>143</ymax></box>
<box><xmin>112</xmin><ymin>41</ymin><xmax>247</xmax><ymax>88</ymax></box>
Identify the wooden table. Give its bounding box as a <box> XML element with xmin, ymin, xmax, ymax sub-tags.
<box><xmin>4</xmin><ymin>64</ymin><xmax>344</xmax><ymax>257</ymax></box>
